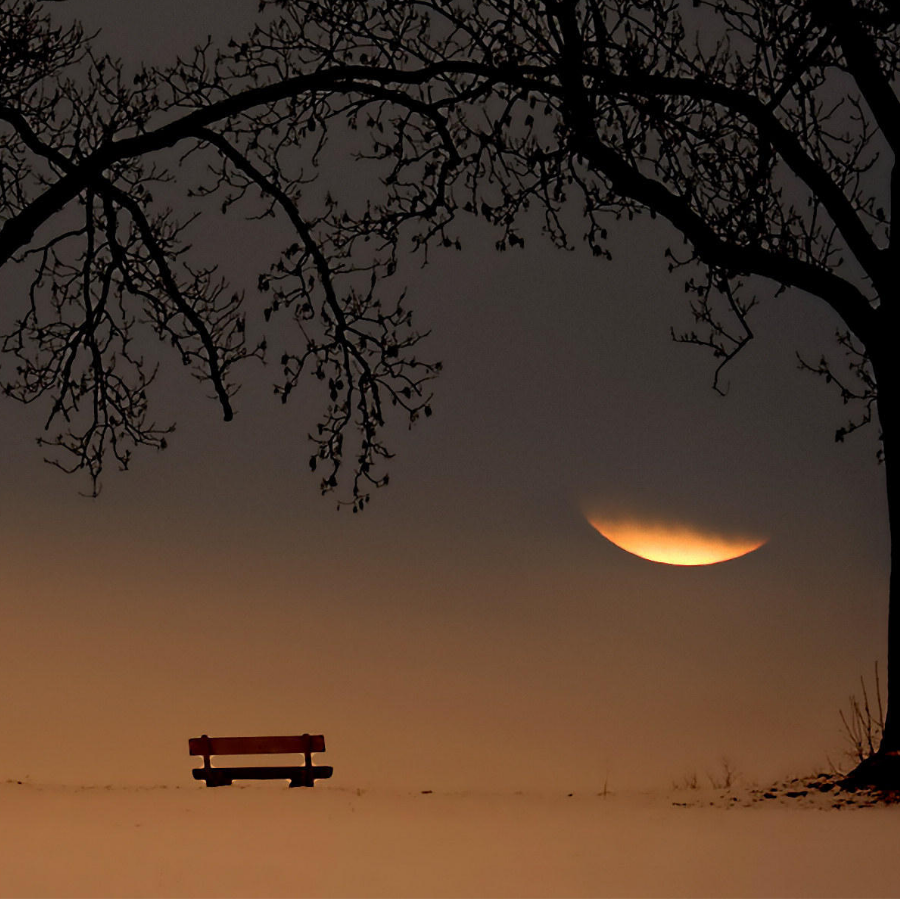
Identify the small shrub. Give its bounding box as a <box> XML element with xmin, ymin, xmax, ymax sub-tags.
<box><xmin>840</xmin><ymin>663</ymin><xmax>885</xmax><ymax>763</ymax></box>
<box><xmin>673</xmin><ymin>770</ymin><xmax>700</xmax><ymax>790</ymax></box>
<box><xmin>707</xmin><ymin>756</ymin><xmax>738</xmax><ymax>790</ymax></box>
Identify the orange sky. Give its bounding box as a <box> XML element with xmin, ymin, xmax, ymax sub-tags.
<box><xmin>0</xmin><ymin>238</ymin><xmax>887</xmax><ymax>791</ymax></box>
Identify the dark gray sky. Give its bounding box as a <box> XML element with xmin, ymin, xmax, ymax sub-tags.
<box><xmin>0</xmin><ymin>1</ymin><xmax>888</xmax><ymax>791</ymax></box>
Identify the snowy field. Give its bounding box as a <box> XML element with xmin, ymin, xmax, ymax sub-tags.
<box><xmin>2</xmin><ymin>778</ymin><xmax>900</xmax><ymax>897</ymax></box>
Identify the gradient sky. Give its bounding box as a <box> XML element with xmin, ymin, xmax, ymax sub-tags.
<box><xmin>0</xmin><ymin>0</ymin><xmax>889</xmax><ymax>792</ymax></box>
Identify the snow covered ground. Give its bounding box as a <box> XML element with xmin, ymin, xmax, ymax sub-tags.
<box><xmin>2</xmin><ymin>777</ymin><xmax>899</xmax><ymax>897</ymax></box>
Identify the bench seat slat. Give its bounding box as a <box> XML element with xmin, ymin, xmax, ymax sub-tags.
<box><xmin>192</xmin><ymin>765</ymin><xmax>333</xmax><ymax>782</ymax></box>
<box><xmin>189</xmin><ymin>734</ymin><xmax>325</xmax><ymax>756</ymax></box>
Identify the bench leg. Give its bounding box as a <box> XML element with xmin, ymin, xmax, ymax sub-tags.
<box><xmin>205</xmin><ymin>775</ymin><xmax>233</xmax><ymax>787</ymax></box>
<box><xmin>289</xmin><ymin>749</ymin><xmax>316</xmax><ymax>787</ymax></box>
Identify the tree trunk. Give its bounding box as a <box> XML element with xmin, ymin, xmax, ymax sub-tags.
<box><xmin>844</xmin><ymin>345</ymin><xmax>900</xmax><ymax>787</ymax></box>
<box><xmin>876</xmin><ymin>349</ymin><xmax>900</xmax><ymax>754</ymax></box>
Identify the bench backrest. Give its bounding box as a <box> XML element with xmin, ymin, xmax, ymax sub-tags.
<box><xmin>189</xmin><ymin>734</ymin><xmax>325</xmax><ymax>757</ymax></box>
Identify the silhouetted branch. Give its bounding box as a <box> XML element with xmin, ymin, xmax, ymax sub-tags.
<box><xmin>798</xmin><ymin>329</ymin><xmax>879</xmax><ymax>454</ymax></box>
<box><xmin>0</xmin><ymin>0</ymin><xmax>897</xmax><ymax>495</ymax></box>
<box><xmin>195</xmin><ymin>127</ymin><xmax>439</xmax><ymax>507</ymax></box>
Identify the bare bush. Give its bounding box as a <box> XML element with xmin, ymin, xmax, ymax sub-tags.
<box><xmin>840</xmin><ymin>663</ymin><xmax>885</xmax><ymax>764</ymax></box>
<box><xmin>707</xmin><ymin>756</ymin><xmax>739</xmax><ymax>790</ymax></box>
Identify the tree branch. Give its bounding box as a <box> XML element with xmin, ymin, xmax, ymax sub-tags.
<box><xmin>0</xmin><ymin>104</ymin><xmax>235</xmax><ymax>420</ymax></box>
<box><xmin>551</xmin><ymin>1</ymin><xmax>878</xmax><ymax>347</ymax></box>
<box><xmin>583</xmin><ymin>67</ymin><xmax>890</xmax><ymax>298</ymax></box>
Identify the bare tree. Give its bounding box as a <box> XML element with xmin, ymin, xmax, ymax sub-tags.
<box><xmin>2</xmin><ymin>0</ymin><xmax>900</xmax><ymax>782</ymax></box>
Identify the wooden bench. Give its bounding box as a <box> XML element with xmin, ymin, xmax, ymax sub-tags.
<box><xmin>189</xmin><ymin>733</ymin><xmax>333</xmax><ymax>787</ymax></box>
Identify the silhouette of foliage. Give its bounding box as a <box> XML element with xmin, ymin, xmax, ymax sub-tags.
<box><xmin>2</xmin><ymin>1</ymin><xmax>893</xmax><ymax>503</ymax></box>
<box><xmin>0</xmin><ymin>0</ymin><xmax>444</xmax><ymax>506</ymax></box>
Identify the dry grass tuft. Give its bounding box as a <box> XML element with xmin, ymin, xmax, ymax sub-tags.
<box><xmin>840</xmin><ymin>663</ymin><xmax>885</xmax><ymax>764</ymax></box>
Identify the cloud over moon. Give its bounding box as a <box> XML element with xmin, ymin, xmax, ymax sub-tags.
<box><xmin>586</xmin><ymin>516</ymin><xmax>767</xmax><ymax>566</ymax></box>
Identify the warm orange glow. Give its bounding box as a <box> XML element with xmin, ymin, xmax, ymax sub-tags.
<box><xmin>587</xmin><ymin>516</ymin><xmax>766</xmax><ymax>565</ymax></box>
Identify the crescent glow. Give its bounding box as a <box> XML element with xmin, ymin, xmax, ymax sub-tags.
<box><xmin>587</xmin><ymin>516</ymin><xmax>767</xmax><ymax>566</ymax></box>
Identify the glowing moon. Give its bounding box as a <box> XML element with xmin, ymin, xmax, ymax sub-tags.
<box><xmin>587</xmin><ymin>516</ymin><xmax>766</xmax><ymax>566</ymax></box>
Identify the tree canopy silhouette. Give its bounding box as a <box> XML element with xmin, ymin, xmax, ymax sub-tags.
<box><xmin>3</xmin><ymin>0</ymin><xmax>900</xmax><ymax>781</ymax></box>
